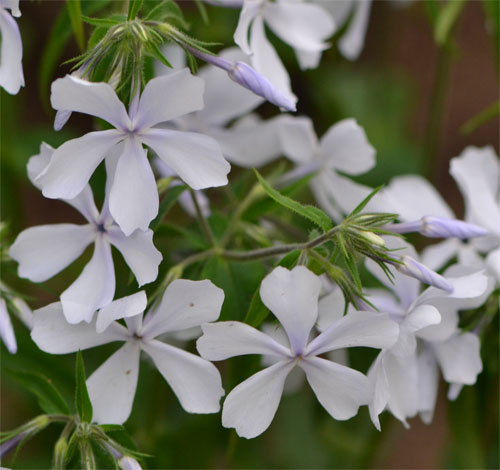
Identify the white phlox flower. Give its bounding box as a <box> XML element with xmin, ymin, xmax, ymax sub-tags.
<box><xmin>277</xmin><ymin>117</ymin><xmax>386</xmax><ymax>222</ymax></box>
<box><xmin>382</xmin><ymin>146</ymin><xmax>500</xmax><ymax>283</ymax></box>
<box><xmin>197</xmin><ymin>265</ymin><xmax>399</xmax><ymax>438</ymax></box>
<box><xmin>234</xmin><ymin>0</ymin><xmax>336</xmax><ymax>104</ymax></box>
<box><xmin>0</xmin><ymin>0</ymin><xmax>24</xmax><ymax>94</ymax></box>
<box><xmin>35</xmin><ymin>69</ymin><xmax>230</xmax><ymax>235</ymax></box>
<box><xmin>364</xmin><ymin>244</ymin><xmax>490</xmax><ymax>429</ymax></box>
<box><xmin>31</xmin><ymin>280</ymin><xmax>226</xmax><ymax>425</ymax></box>
<box><xmin>9</xmin><ymin>143</ymin><xmax>162</xmax><ymax>325</ymax></box>
<box><xmin>157</xmin><ymin>45</ymin><xmax>314</xmax><ymax>169</ymax></box>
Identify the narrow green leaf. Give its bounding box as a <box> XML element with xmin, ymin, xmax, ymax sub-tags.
<box><xmin>66</xmin><ymin>0</ymin><xmax>84</xmax><ymax>51</ymax></box>
<box><xmin>8</xmin><ymin>369</ymin><xmax>69</xmax><ymax>415</ymax></box>
<box><xmin>128</xmin><ymin>0</ymin><xmax>144</xmax><ymax>20</ymax></box>
<box><xmin>254</xmin><ymin>170</ymin><xmax>332</xmax><ymax>232</ymax></box>
<box><xmin>461</xmin><ymin>100</ymin><xmax>500</xmax><ymax>135</ymax></box>
<box><xmin>151</xmin><ymin>184</ymin><xmax>187</xmax><ymax>231</ymax></box>
<box><xmin>75</xmin><ymin>351</ymin><xmax>93</xmax><ymax>423</ymax></box>
<box><xmin>348</xmin><ymin>186</ymin><xmax>384</xmax><ymax>217</ymax></box>
<box><xmin>434</xmin><ymin>0</ymin><xmax>467</xmax><ymax>46</ymax></box>
<box><xmin>195</xmin><ymin>0</ymin><xmax>209</xmax><ymax>24</ymax></box>
<box><xmin>147</xmin><ymin>41</ymin><xmax>173</xmax><ymax>69</ymax></box>
<box><xmin>425</xmin><ymin>0</ymin><xmax>440</xmax><ymax>27</ymax></box>
<box><xmin>81</xmin><ymin>15</ymin><xmax>122</xmax><ymax>27</ymax></box>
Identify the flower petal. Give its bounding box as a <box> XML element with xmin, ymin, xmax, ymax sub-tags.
<box><xmin>384</xmin><ymin>175</ymin><xmax>454</xmax><ymax>222</ymax></box>
<box><xmin>417</xmin><ymin>345</ymin><xmax>439</xmax><ymax>424</ymax></box>
<box><xmin>260</xmin><ymin>266</ymin><xmax>321</xmax><ymax>355</ymax></box>
<box><xmin>0</xmin><ymin>9</ymin><xmax>24</xmax><ymax>94</ymax></box>
<box><xmin>142</xmin><ymin>128</ymin><xmax>229</xmax><ymax>190</ymax></box>
<box><xmin>87</xmin><ymin>342</ymin><xmax>141</xmax><ymax>424</ymax></box>
<box><xmin>0</xmin><ymin>298</ymin><xmax>17</xmax><ymax>353</ymax></box>
<box><xmin>60</xmin><ymin>238</ymin><xmax>115</xmax><ymax>324</ymax></box>
<box><xmin>368</xmin><ymin>354</ymin><xmax>389</xmax><ymax>431</ymax></box>
<box><xmin>31</xmin><ymin>302</ymin><xmax>128</xmax><ymax>354</ymax></box>
<box><xmin>9</xmin><ymin>224</ymin><xmax>95</xmax><ymax>282</ymax></box>
<box><xmin>264</xmin><ymin>2</ymin><xmax>334</xmax><ymax>54</ymax></box>
<box><xmin>27</xmin><ymin>142</ymin><xmax>54</xmax><ymax>189</ymax></box>
<box><xmin>106</xmin><ymin>226</ymin><xmax>162</xmax><ymax>286</ymax></box>
<box><xmin>196</xmin><ymin>322</ymin><xmax>291</xmax><ymax>361</ymax></box>
<box><xmin>50</xmin><ymin>75</ymin><xmax>130</xmax><ymax>129</ymax></box>
<box><xmin>307</xmin><ymin>311</ymin><xmax>398</xmax><ymax>357</ymax></box>
<box><xmin>316</xmin><ymin>286</ymin><xmax>347</xmax><ymax>332</ymax></box>
<box><xmin>96</xmin><ymin>292</ymin><xmax>147</xmax><ymax>334</ymax></box>
<box><xmin>420</xmin><ymin>238</ymin><xmax>461</xmax><ymax>271</ymax></box>
<box><xmin>142</xmin><ymin>339</ymin><xmax>224</xmax><ymax>413</ymax></box>
<box><xmin>135</xmin><ymin>70</ymin><xmax>204</xmax><ymax>129</ymax></box>
<box><xmin>319</xmin><ymin>119</ymin><xmax>375</xmax><ymax>175</ymax></box>
<box><xmin>37</xmin><ymin>130</ymin><xmax>122</xmax><ymax>200</ymax></box>
<box><xmin>222</xmin><ymin>360</ymin><xmax>295</xmax><ymax>438</ymax></box>
<box><xmin>432</xmin><ymin>332</ymin><xmax>482</xmax><ymax>384</ymax></box>
<box><xmin>300</xmin><ymin>356</ymin><xmax>371</xmax><ymax>420</ymax></box>
<box><xmin>234</xmin><ymin>0</ymin><xmax>260</xmax><ymax>54</ymax></box>
<box><xmin>486</xmin><ymin>247</ymin><xmax>500</xmax><ymax>283</ymax></box>
<box><xmin>108</xmin><ymin>137</ymin><xmax>159</xmax><ymax>235</ymax></box>
<box><xmin>64</xmin><ymin>186</ymin><xmax>100</xmax><ymax>225</ymax></box>
<box><xmin>142</xmin><ymin>279</ymin><xmax>223</xmax><ymax>339</ymax></box>
<box><xmin>338</xmin><ymin>0</ymin><xmax>372</xmax><ymax>60</ymax></box>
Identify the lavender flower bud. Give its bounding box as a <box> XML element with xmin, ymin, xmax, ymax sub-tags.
<box><xmin>383</xmin><ymin>216</ymin><xmax>488</xmax><ymax>239</ymax></box>
<box><xmin>396</xmin><ymin>255</ymin><xmax>454</xmax><ymax>293</ymax></box>
<box><xmin>228</xmin><ymin>62</ymin><xmax>296</xmax><ymax>112</ymax></box>
<box><xmin>420</xmin><ymin>216</ymin><xmax>488</xmax><ymax>239</ymax></box>
<box><xmin>183</xmin><ymin>45</ymin><xmax>296</xmax><ymax>111</ymax></box>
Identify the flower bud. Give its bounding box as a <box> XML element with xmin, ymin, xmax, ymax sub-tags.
<box><xmin>383</xmin><ymin>216</ymin><xmax>488</xmax><ymax>239</ymax></box>
<box><xmin>357</xmin><ymin>230</ymin><xmax>385</xmax><ymax>247</ymax></box>
<box><xmin>396</xmin><ymin>255</ymin><xmax>453</xmax><ymax>293</ymax></box>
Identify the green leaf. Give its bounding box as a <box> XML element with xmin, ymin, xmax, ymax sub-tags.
<box><xmin>254</xmin><ymin>170</ymin><xmax>332</xmax><ymax>232</ymax></box>
<box><xmin>75</xmin><ymin>351</ymin><xmax>93</xmax><ymax>423</ymax></box>
<box><xmin>434</xmin><ymin>0</ymin><xmax>467</xmax><ymax>46</ymax></box>
<box><xmin>425</xmin><ymin>0</ymin><xmax>440</xmax><ymax>27</ymax></box>
<box><xmin>348</xmin><ymin>186</ymin><xmax>384</xmax><ymax>217</ymax></box>
<box><xmin>128</xmin><ymin>0</ymin><xmax>144</xmax><ymax>20</ymax></box>
<box><xmin>81</xmin><ymin>15</ymin><xmax>122</xmax><ymax>27</ymax></box>
<box><xmin>66</xmin><ymin>0</ymin><xmax>84</xmax><ymax>51</ymax></box>
<box><xmin>195</xmin><ymin>0</ymin><xmax>209</xmax><ymax>24</ymax></box>
<box><xmin>7</xmin><ymin>369</ymin><xmax>69</xmax><ymax>415</ymax></box>
<box><xmin>151</xmin><ymin>184</ymin><xmax>187</xmax><ymax>231</ymax></box>
<box><xmin>147</xmin><ymin>41</ymin><xmax>173</xmax><ymax>69</ymax></box>
<box><xmin>461</xmin><ymin>100</ymin><xmax>500</xmax><ymax>135</ymax></box>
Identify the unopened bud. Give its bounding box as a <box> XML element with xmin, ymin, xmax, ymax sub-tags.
<box><xmin>357</xmin><ymin>230</ymin><xmax>385</xmax><ymax>247</ymax></box>
<box><xmin>383</xmin><ymin>216</ymin><xmax>488</xmax><ymax>240</ymax></box>
<box><xmin>396</xmin><ymin>255</ymin><xmax>453</xmax><ymax>293</ymax></box>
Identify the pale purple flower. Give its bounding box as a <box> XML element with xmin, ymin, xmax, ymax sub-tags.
<box><xmin>0</xmin><ymin>285</ymin><xmax>33</xmax><ymax>354</ymax></box>
<box><xmin>0</xmin><ymin>0</ymin><xmax>24</xmax><ymax>94</ymax></box>
<box><xmin>197</xmin><ymin>266</ymin><xmax>398</xmax><ymax>438</ymax></box>
<box><xmin>234</xmin><ymin>0</ymin><xmax>336</xmax><ymax>104</ymax></box>
<box><xmin>10</xmin><ymin>143</ymin><xmax>162</xmax><ymax>324</ymax></box>
<box><xmin>395</xmin><ymin>256</ymin><xmax>453</xmax><ymax>293</ymax></box>
<box><xmin>31</xmin><ymin>280</ymin><xmax>225</xmax><ymax>425</ymax></box>
<box><xmin>36</xmin><ymin>69</ymin><xmax>230</xmax><ymax>235</ymax></box>
<box><xmin>364</xmin><ymin>246</ymin><xmax>490</xmax><ymax>428</ymax></box>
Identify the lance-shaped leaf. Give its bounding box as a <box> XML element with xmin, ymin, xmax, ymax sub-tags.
<box><xmin>254</xmin><ymin>170</ymin><xmax>332</xmax><ymax>232</ymax></box>
<box><xmin>75</xmin><ymin>351</ymin><xmax>93</xmax><ymax>423</ymax></box>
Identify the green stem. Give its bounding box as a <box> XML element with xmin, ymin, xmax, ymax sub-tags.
<box><xmin>220</xmin><ymin>226</ymin><xmax>340</xmax><ymax>261</ymax></box>
<box><xmin>219</xmin><ymin>183</ymin><xmax>264</xmax><ymax>248</ymax></box>
<box><xmin>189</xmin><ymin>188</ymin><xmax>217</xmax><ymax>247</ymax></box>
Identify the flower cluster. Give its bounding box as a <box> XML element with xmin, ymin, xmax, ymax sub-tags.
<box><xmin>1</xmin><ymin>1</ymin><xmax>497</xmax><ymax>468</ymax></box>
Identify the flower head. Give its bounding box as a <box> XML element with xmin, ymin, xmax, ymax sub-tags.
<box><xmin>197</xmin><ymin>265</ymin><xmax>398</xmax><ymax>438</ymax></box>
<box><xmin>31</xmin><ymin>280</ymin><xmax>225</xmax><ymax>424</ymax></box>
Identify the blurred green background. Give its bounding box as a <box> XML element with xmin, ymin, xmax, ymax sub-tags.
<box><xmin>1</xmin><ymin>1</ymin><xmax>499</xmax><ymax>468</ymax></box>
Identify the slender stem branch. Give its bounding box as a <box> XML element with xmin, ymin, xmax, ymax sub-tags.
<box><xmin>189</xmin><ymin>188</ymin><xmax>217</xmax><ymax>247</ymax></box>
<box><xmin>220</xmin><ymin>226</ymin><xmax>340</xmax><ymax>261</ymax></box>
<box><xmin>219</xmin><ymin>184</ymin><xmax>264</xmax><ymax>248</ymax></box>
